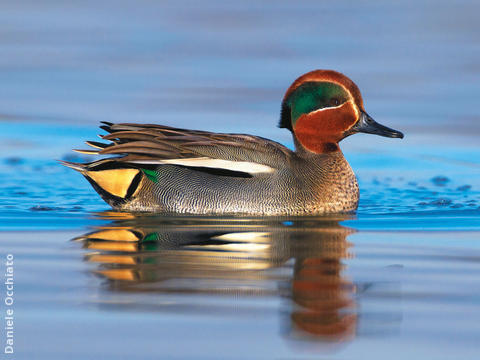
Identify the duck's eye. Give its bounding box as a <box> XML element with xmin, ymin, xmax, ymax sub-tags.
<box><xmin>330</xmin><ymin>98</ymin><xmax>340</xmax><ymax>106</ymax></box>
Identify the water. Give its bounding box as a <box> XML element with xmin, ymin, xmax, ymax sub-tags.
<box><xmin>1</xmin><ymin>1</ymin><xmax>480</xmax><ymax>359</ymax></box>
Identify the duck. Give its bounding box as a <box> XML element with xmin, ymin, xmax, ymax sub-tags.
<box><xmin>62</xmin><ymin>70</ymin><xmax>403</xmax><ymax>215</ymax></box>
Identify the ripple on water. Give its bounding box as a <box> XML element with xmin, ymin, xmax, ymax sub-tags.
<box><xmin>431</xmin><ymin>175</ymin><xmax>450</xmax><ymax>187</ymax></box>
<box><xmin>359</xmin><ymin>175</ymin><xmax>479</xmax><ymax>215</ymax></box>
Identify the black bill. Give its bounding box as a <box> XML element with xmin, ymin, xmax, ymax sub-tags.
<box><xmin>352</xmin><ymin>111</ymin><xmax>404</xmax><ymax>138</ymax></box>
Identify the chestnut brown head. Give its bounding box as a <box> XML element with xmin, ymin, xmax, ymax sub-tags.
<box><xmin>280</xmin><ymin>70</ymin><xmax>403</xmax><ymax>153</ymax></box>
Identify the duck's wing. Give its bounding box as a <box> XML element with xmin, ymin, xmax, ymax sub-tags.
<box><xmin>75</xmin><ymin>122</ymin><xmax>295</xmax><ymax>175</ymax></box>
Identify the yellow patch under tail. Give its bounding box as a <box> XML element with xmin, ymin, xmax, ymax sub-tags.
<box><xmin>85</xmin><ymin>169</ymin><xmax>140</xmax><ymax>198</ymax></box>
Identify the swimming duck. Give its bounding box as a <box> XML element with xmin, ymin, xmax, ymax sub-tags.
<box><xmin>63</xmin><ymin>70</ymin><xmax>403</xmax><ymax>215</ymax></box>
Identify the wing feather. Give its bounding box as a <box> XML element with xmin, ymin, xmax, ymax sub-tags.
<box><xmin>82</xmin><ymin>122</ymin><xmax>294</xmax><ymax>173</ymax></box>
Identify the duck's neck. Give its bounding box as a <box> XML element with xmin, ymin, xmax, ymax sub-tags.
<box><xmin>294</xmin><ymin>137</ymin><xmax>341</xmax><ymax>157</ymax></box>
<box><xmin>294</xmin><ymin>137</ymin><xmax>354</xmax><ymax>184</ymax></box>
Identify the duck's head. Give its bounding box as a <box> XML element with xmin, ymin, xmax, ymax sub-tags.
<box><xmin>280</xmin><ymin>70</ymin><xmax>403</xmax><ymax>153</ymax></box>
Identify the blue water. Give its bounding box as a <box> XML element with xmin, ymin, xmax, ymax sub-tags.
<box><xmin>1</xmin><ymin>1</ymin><xmax>480</xmax><ymax>359</ymax></box>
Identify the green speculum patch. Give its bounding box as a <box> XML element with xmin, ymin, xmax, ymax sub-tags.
<box><xmin>142</xmin><ymin>168</ymin><xmax>158</xmax><ymax>183</ymax></box>
<box><xmin>287</xmin><ymin>82</ymin><xmax>349</xmax><ymax>125</ymax></box>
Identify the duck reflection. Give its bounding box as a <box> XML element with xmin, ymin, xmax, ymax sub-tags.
<box><xmin>74</xmin><ymin>212</ymin><xmax>358</xmax><ymax>342</ymax></box>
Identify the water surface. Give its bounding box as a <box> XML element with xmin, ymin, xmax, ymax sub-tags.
<box><xmin>1</xmin><ymin>1</ymin><xmax>480</xmax><ymax>359</ymax></box>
